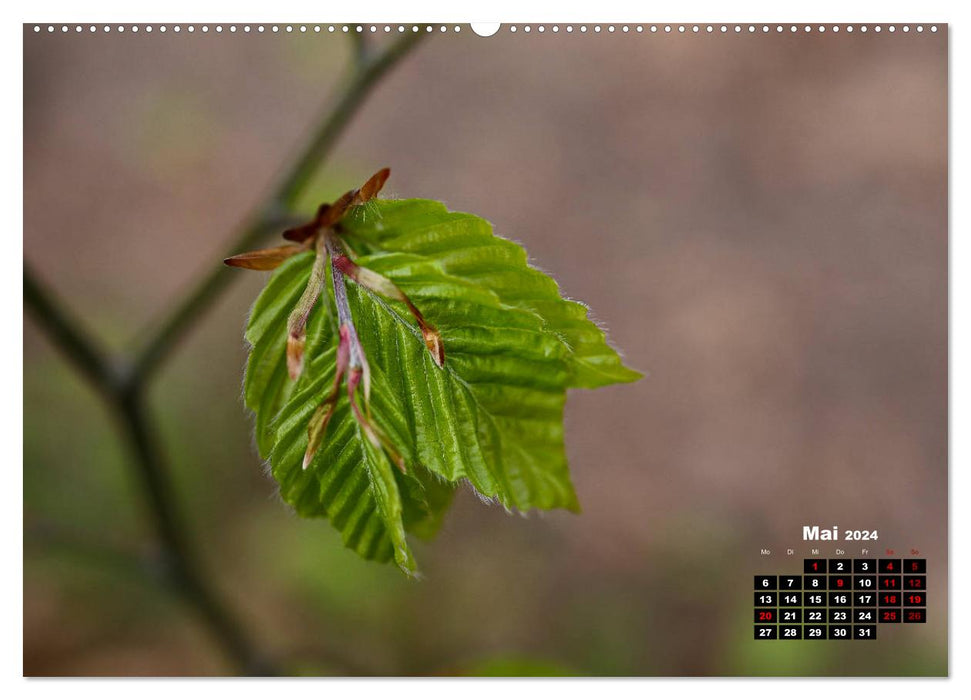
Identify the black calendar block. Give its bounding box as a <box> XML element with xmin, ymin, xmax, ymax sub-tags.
<box><xmin>829</xmin><ymin>575</ymin><xmax>851</xmax><ymax>590</ymax></box>
<box><xmin>755</xmin><ymin>575</ymin><xmax>777</xmax><ymax>590</ymax></box>
<box><xmin>904</xmin><ymin>559</ymin><xmax>926</xmax><ymax>574</ymax></box>
<box><xmin>804</xmin><ymin>625</ymin><xmax>826</xmax><ymax>640</ymax></box>
<box><xmin>829</xmin><ymin>559</ymin><xmax>852</xmax><ymax>574</ymax></box>
<box><xmin>804</xmin><ymin>558</ymin><xmax>827</xmax><ymax>574</ymax></box>
<box><xmin>755</xmin><ymin>625</ymin><xmax>777</xmax><ymax>639</ymax></box>
<box><xmin>755</xmin><ymin>592</ymin><xmax>776</xmax><ymax>606</ymax></box>
<box><xmin>879</xmin><ymin>575</ymin><xmax>902</xmax><ymax>590</ymax></box>
<box><xmin>853</xmin><ymin>558</ymin><xmax>877</xmax><ymax>574</ymax></box>
<box><xmin>751</xmin><ymin>555</ymin><xmax>928</xmax><ymax>641</ymax></box>
<box><xmin>828</xmin><ymin>624</ymin><xmax>851</xmax><ymax>640</ymax></box>
<box><xmin>880</xmin><ymin>592</ymin><xmax>901</xmax><ymax>606</ymax></box>
<box><xmin>805</xmin><ymin>608</ymin><xmax>826</xmax><ymax>624</ymax></box>
<box><xmin>755</xmin><ymin>608</ymin><xmax>777</xmax><ymax>624</ymax></box>
<box><xmin>904</xmin><ymin>575</ymin><xmax>927</xmax><ymax>590</ymax></box>
<box><xmin>904</xmin><ymin>592</ymin><xmax>926</xmax><ymax>607</ymax></box>
<box><xmin>879</xmin><ymin>558</ymin><xmax>901</xmax><ymax>573</ymax></box>
<box><xmin>828</xmin><ymin>608</ymin><xmax>851</xmax><ymax>624</ymax></box>
<box><xmin>829</xmin><ymin>591</ymin><xmax>851</xmax><ymax>607</ymax></box>
<box><xmin>904</xmin><ymin>609</ymin><xmax>927</xmax><ymax>623</ymax></box>
<box><xmin>804</xmin><ymin>575</ymin><xmax>826</xmax><ymax>591</ymax></box>
<box><xmin>879</xmin><ymin>608</ymin><xmax>902</xmax><ymax>623</ymax></box>
<box><xmin>805</xmin><ymin>592</ymin><xmax>826</xmax><ymax>607</ymax></box>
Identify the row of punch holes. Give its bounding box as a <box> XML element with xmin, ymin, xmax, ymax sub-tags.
<box><xmin>33</xmin><ymin>24</ymin><xmax>940</xmax><ymax>35</ymax></box>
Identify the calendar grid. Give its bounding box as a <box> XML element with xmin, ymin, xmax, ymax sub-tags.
<box><xmin>754</xmin><ymin>558</ymin><xmax>926</xmax><ymax>640</ymax></box>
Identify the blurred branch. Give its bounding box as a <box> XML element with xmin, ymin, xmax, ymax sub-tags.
<box><xmin>23</xmin><ymin>265</ymin><xmax>121</xmax><ymax>396</ymax></box>
<box><xmin>23</xmin><ymin>31</ymin><xmax>427</xmax><ymax>676</ymax></box>
<box><xmin>130</xmin><ymin>30</ymin><xmax>425</xmax><ymax>384</ymax></box>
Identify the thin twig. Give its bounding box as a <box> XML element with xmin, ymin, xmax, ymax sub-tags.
<box><xmin>115</xmin><ymin>387</ymin><xmax>276</xmax><ymax>675</ymax></box>
<box><xmin>130</xmin><ymin>31</ymin><xmax>426</xmax><ymax>384</ymax></box>
<box><xmin>23</xmin><ymin>31</ymin><xmax>427</xmax><ymax>676</ymax></box>
<box><xmin>23</xmin><ymin>265</ymin><xmax>121</xmax><ymax>395</ymax></box>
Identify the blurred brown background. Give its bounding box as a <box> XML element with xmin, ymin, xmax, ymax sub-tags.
<box><xmin>24</xmin><ymin>25</ymin><xmax>947</xmax><ymax>675</ymax></box>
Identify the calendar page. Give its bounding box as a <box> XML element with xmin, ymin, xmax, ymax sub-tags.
<box><xmin>22</xmin><ymin>20</ymin><xmax>947</xmax><ymax>677</ymax></box>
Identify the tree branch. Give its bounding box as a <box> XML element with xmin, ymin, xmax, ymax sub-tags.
<box><xmin>130</xmin><ymin>30</ymin><xmax>426</xmax><ymax>384</ymax></box>
<box><xmin>23</xmin><ymin>30</ymin><xmax>427</xmax><ymax>676</ymax></box>
<box><xmin>23</xmin><ymin>264</ymin><xmax>120</xmax><ymax>395</ymax></box>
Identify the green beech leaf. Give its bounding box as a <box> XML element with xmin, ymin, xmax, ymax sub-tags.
<box><xmin>239</xmin><ymin>195</ymin><xmax>640</xmax><ymax>575</ymax></box>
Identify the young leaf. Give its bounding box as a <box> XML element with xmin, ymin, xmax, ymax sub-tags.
<box><xmin>231</xmin><ymin>171</ymin><xmax>640</xmax><ymax>575</ymax></box>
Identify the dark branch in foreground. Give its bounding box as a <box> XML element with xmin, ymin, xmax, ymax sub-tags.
<box><xmin>23</xmin><ymin>32</ymin><xmax>426</xmax><ymax>676</ymax></box>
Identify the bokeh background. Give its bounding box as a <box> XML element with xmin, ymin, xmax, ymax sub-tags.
<box><xmin>24</xmin><ymin>24</ymin><xmax>947</xmax><ymax>675</ymax></box>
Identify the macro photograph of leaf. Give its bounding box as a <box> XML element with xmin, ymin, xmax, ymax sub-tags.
<box><xmin>226</xmin><ymin>167</ymin><xmax>640</xmax><ymax>575</ymax></box>
<box><xmin>23</xmin><ymin>22</ymin><xmax>946</xmax><ymax>678</ymax></box>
